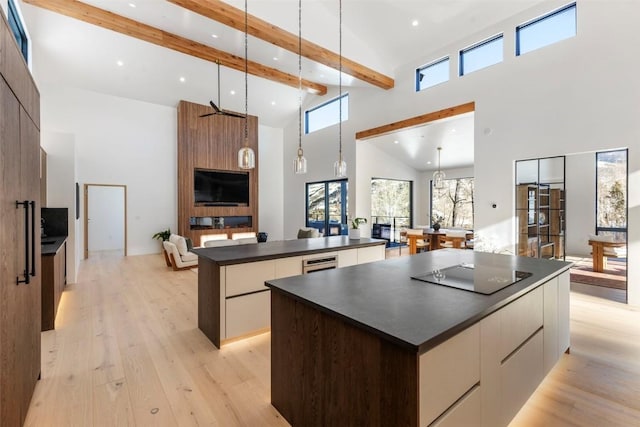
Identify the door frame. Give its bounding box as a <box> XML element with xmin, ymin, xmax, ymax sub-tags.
<box><xmin>84</xmin><ymin>183</ymin><xmax>128</xmax><ymax>259</ymax></box>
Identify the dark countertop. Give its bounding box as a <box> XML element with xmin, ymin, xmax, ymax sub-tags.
<box><xmin>193</xmin><ymin>236</ymin><xmax>386</xmax><ymax>266</ymax></box>
<box><xmin>41</xmin><ymin>236</ymin><xmax>67</xmax><ymax>255</ymax></box>
<box><xmin>265</xmin><ymin>249</ymin><xmax>572</xmax><ymax>354</ymax></box>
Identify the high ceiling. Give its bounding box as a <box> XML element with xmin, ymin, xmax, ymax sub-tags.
<box><xmin>19</xmin><ymin>0</ymin><xmax>544</xmax><ymax>130</ymax></box>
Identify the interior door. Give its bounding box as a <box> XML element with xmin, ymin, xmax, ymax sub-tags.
<box><xmin>87</xmin><ymin>185</ymin><xmax>125</xmax><ymax>256</ymax></box>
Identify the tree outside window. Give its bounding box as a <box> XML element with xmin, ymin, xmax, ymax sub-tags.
<box><xmin>596</xmin><ymin>150</ymin><xmax>627</xmax><ymax>241</ymax></box>
<box><xmin>431</xmin><ymin>178</ymin><xmax>474</xmax><ymax>229</ymax></box>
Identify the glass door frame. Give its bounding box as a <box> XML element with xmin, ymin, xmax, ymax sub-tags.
<box><xmin>305</xmin><ymin>179</ymin><xmax>348</xmax><ymax>236</ymax></box>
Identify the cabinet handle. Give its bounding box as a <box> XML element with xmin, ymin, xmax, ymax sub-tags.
<box><xmin>30</xmin><ymin>201</ymin><xmax>36</xmax><ymax>277</ymax></box>
<box><xmin>15</xmin><ymin>200</ymin><xmax>30</xmax><ymax>285</ymax></box>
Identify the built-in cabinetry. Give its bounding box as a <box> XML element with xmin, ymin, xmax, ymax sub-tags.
<box><xmin>1</xmin><ymin>10</ymin><xmax>42</xmax><ymax>426</ymax></box>
<box><xmin>177</xmin><ymin>100</ymin><xmax>259</xmax><ymax>246</ymax></box>
<box><xmin>515</xmin><ymin>157</ymin><xmax>565</xmax><ymax>260</ymax></box>
<box><xmin>516</xmin><ymin>184</ymin><xmax>565</xmax><ymax>259</ymax></box>
<box><xmin>41</xmin><ymin>239</ymin><xmax>67</xmax><ymax>331</ymax></box>
<box><xmin>269</xmin><ymin>251</ymin><xmax>570</xmax><ymax>427</ymax></box>
<box><xmin>197</xmin><ymin>239</ymin><xmax>385</xmax><ymax>348</ymax></box>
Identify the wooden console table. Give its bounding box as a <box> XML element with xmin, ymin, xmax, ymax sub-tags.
<box><xmin>588</xmin><ymin>239</ymin><xmax>625</xmax><ymax>272</ymax></box>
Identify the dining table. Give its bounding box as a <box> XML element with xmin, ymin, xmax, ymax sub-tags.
<box><xmin>406</xmin><ymin>229</ymin><xmax>473</xmax><ymax>255</ymax></box>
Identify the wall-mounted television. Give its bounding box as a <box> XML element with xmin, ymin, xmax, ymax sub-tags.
<box><xmin>194</xmin><ymin>169</ymin><xmax>249</xmax><ymax>206</ymax></box>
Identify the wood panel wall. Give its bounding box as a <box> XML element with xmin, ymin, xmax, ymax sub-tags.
<box><xmin>177</xmin><ymin>100</ymin><xmax>259</xmax><ymax>245</ymax></box>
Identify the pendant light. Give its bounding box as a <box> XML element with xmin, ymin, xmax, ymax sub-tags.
<box><xmin>238</xmin><ymin>0</ymin><xmax>255</xmax><ymax>170</ymax></box>
<box><xmin>333</xmin><ymin>0</ymin><xmax>347</xmax><ymax>177</ymax></box>
<box><xmin>433</xmin><ymin>146</ymin><xmax>446</xmax><ymax>189</ymax></box>
<box><xmin>293</xmin><ymin>0</ymin><xmax>307</xmax><ymax>174</ymax></box>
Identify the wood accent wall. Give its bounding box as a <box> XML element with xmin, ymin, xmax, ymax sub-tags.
<box><xmin>177</xmin><ymin>100</ymin><xmax>259</xmax><ymax>245</ymax></box>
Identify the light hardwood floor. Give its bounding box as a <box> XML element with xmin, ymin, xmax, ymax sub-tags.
<box><xmin>25</xmin><ymin>253</ymin><xmax>640</xmax><ymax>426</ymax></box>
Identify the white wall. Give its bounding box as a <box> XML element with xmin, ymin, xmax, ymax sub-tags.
<box><xmin>41</xmin><ymin>131</ymin><xmax>78</xmax><ymax>283</ymax></box>
<box><xmin>38</xmin><ymin>85</ymin><xmax>177</xmax><ymax>256</ymax></box>
<box><xmin>566</xmin><ymin>153</ymin><xmax>596</xmax><ymax>257</ymax></box>
<box><xmin>258</xmin><ymin>125</ymin><xmax>284</xmax><ymax>241</ymax></box>
<box><xmin>282</xmin><ymin>0</ymin><xmax>640</xmax><ymax>305</ymax></box>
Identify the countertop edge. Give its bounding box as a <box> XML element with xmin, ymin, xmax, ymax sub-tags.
<box><xmin>41</xmin><ymin>236</ymin><xmax>67</xmax><ymax>256</ymax></box>
<box><xmin>266</xmin><ymin>261</ymin><xmax>572</xmax><ymax>355</ymax></box>
<box><xmin>193</xmin><ymin>237</ymin><xmax>386</xmax><ymax>266</ymax></box>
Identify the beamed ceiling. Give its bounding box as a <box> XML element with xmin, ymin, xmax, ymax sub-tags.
<box><xmin>19</xmin><ymin>0</ymin><xmax>545</xmax><ymax>128</ymax></box>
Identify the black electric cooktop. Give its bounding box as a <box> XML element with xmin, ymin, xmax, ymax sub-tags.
<box><xmin>411</xmin><ymin>263</ymin><xmax>532</xmax><ymax>295</ymax></box>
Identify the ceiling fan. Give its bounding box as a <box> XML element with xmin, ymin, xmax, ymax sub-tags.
<box><xmin>200</xmin><ymin>61</ymin><xmax>245</xmax><ymax>119</ymax></box>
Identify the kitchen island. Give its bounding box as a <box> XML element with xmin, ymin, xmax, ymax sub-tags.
<box><xmin>193</xmin><ymin>236</ymin><xmax>386</xmax><ymax>348</ymax></box>
<box><xmin>266</xmin><ymin>249</ymin><xmax>571</xmax><ymax>427</ymax></box>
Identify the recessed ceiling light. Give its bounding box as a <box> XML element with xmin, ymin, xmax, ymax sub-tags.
<box><xmin>179</xmin><ymin>77</ymin><xmax>186</xmax><ymax>83</ymax></box>
<box><xmin>394</xmin><ymin>140</ymin><xmax>399</xmax><ymax>144</ymax></box>
<box><xmin>230</xmin><ymin>90</ymin><xmax>236</xmax><ymax>95</ymax></box>
<box><xmin>211</xmin><ymin>34</ymin><xmax>218</xmax><ymax>38</ymax></box>
<box><xmin>273</xmin><ymin>57</ymin><xmax>278</xmax><ymax>61</ymax></box>
<box><xmin>116</xmin><ymin>60</ymin><xmax>124</xmax><ymax>67</ymax></box>
<box><xmin>411</xmin><ymin>19</ymin><xmax>419</xmax><ymax>27</ymax></box>
<box><xmin>427</xmin><ymin>161</ymin><xmax>432</xmax><ymax>165</ymax></box>
<box><xmin>451</xmin><ymin>128</ymin><xmax>456</xmax><ymax>133</ymax></box>
<box><xmin>271</xmin><ymin>101</ymin><xmax>276</xmax><ymax>106</ymax></box>
<box><xmin>129</xmin><ymin>3</ymin><xmax>136</xmax><ymax>8</ymax></box>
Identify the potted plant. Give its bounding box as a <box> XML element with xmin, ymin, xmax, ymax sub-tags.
<box><xmin>349</xmin><ymin>217</ymin><xmax>367</xmax><ymax>239</ymax></box>
<box><xmin>152</xmin><ymin>228</ymin><xmax>171</xmax><ymax>241</ymax></box>
<box><xmin>431</xmin><ymin>215</ymin><xmax>444</xmax><ymax>231</ymax></box>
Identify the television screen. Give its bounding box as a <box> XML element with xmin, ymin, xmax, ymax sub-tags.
<box><xmin>194</xmin><ymin>169</ymin><xmax>249</xmax><ymax>206</ymax></box>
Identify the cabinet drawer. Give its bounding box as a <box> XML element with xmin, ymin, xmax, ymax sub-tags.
<box><xmin>419</xmin><ymin>324</ymin><xmax>480</xmax><ymax>427</ymax></box>
<box><xmin>430</xmin><ymin>384</ymin><xmax>481</xmax><ymax>427</ymax></box>
<box><xmin>501</xmin><ymin>328</ymin><xmax>544</xmax><ymax>425</ymax></box>
<box><xmin>226</xmin><ymin>291</ymin><xmax>271</xmax><ymax>339</ymax></box>
<box><xmin>225</xmin><ymin>260</ymin><xmax>275</xmax><ymax>297</ymax></box>
<box><xmin>357</xmin><ymin>245</ymin><xmax>385</xmax><ymax>264</ymax></box>
<box><xmin>499</xmin><ymin>286</ymin><xmax>543</xmax><ymax>360</ymax></box>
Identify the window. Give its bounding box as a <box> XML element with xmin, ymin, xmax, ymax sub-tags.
<box><xmin>516</xmin><ymin>3</ymin><xmax>576</xmax><ymax>56</ymax></box>
<box><xmin>370</xmin><ymin>178</ymin><xmax>413</xmax><ymax>243</ymax></box>
<box><xmin>430</xmin><ymin>178</ymin><xmax>474</xmax><ymax>229</ymax></box>
<box><xmin>305</xmin><ymin>94</ymin><xmax>348</xmax><ymax>134</ymax></box>
<box><xmin>8</xmin><ymin>0</ymin><xmax>29</xmax><ymax>63</ymax></box>
<box><xmin>596</xmin><ymin>149</ymin><xmax>627</xmax><ymax>242</ymax></box>
<box><xmin>416</xmin><ymin>57</ymin><xmax>449</xmax><ymax>91</ymax></box>
<box><xmin>459</xmin><ymin>34</ymin><xmax>503</xmax><ymax>76</ymax></box>
<box><xmin>306</xmin><ymin>179</ymin><xmax>348</xmax><ymax>236</ymax></box>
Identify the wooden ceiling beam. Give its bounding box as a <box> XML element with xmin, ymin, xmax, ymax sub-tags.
<box><xmin>355</xmin><ymin>102</ymin><xmax>475</xmax><ymax>140</ymax></box>
<box><xmin>167</xmin><ymin>0</ymin><xmax>395</xmax><ymax>90</ymax></box>
<box><xmin>23</xmin><ymin>0</ymin><xmax>327</xmax><ymax>95</ymax></box>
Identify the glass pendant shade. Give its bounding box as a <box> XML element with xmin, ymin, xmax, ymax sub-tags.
<box><xmin>433</xmin><ymin>170</ymin><xmax>446</xmax><ymax>189</ymax></box>
<box><xmin>433</xmin><ymin>146</ymin><xmax>445</xmax><ymax>189</ymax></box>
<box><xmin>238</xmin><ymin>140</ymin><xmax>255</xmax><ymax>170</ymax></box>
<box><xmin>294</xmin><ymin>148</ymin><xmax>307</xmax><ymax>174</ymax></box>
<box><xmin>334</xmin><ymin>156</ymin><xmax>347</xmax><ymax>177</ymax></box>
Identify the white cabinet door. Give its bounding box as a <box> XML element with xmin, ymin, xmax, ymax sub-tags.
<box><xmin>337</xmin><ymin>249</ymin><xmax>358</xmax><ymax>268</ymax></box>
<box><xmin>499</xmin><ymin>286</ymin><xmax>543</xmax><ymax>361</ymax></box>
<box><xmin>226</xmin><ymin>291</ymin><xmax>271</xmax><ymax>338</ymax></box>
<box><xmin>225</xmin><ymin>260</ymin><xmax>276</xmax><ymax>297</ymax></box>
<box><xmin>558</xmin><ymin>271</ymin><xmax>570</xmax><ymax>355</ymax></box>
<box><xmin>500</xmin><ymin>329</ymin><xmax>544</xmax><ymax>426</ymax></box>
<box><xmin>357</xmin><ymin>245</ymin><xmax>385</xmax><ymax>264</ymax></box>
<box><xmin>275</xmin><ymin>256</ymin><xmax>303</xmax><ymax>279</ymax></box>
<box><xmin>543</xmin><ymin>276</ymin><xmax>559</xmax><ymax>374</ymax></box>
<box><xmin>431</xmin><ymin>385</ymin><xmax>481</xmax><ymax>427</ymax></box>
<box><xmin>419</xmin><ymin>324</ymin><xmax>480</xmax><ymax>427</ymax></box>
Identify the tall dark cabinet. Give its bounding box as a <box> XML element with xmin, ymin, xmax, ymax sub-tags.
<box><xmin>1</xmin><ymin>9</ymin><xmax>42</xmax><ymax>427</ymax></box>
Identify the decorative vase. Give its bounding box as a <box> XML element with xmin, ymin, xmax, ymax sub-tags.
<box><xmin>349</xmin><ymin>228</ymin><xmax>361</xmax><ymax>239</ymax></box>
<box><xmin>257</xmin><ymin>232</ymin><xmax>268</xmax><ymax>243</ymax></box>
<box><xmin>433</xmin><ymin>223</ymin><xmax>441</xmax><ymax>231</ymax></box>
